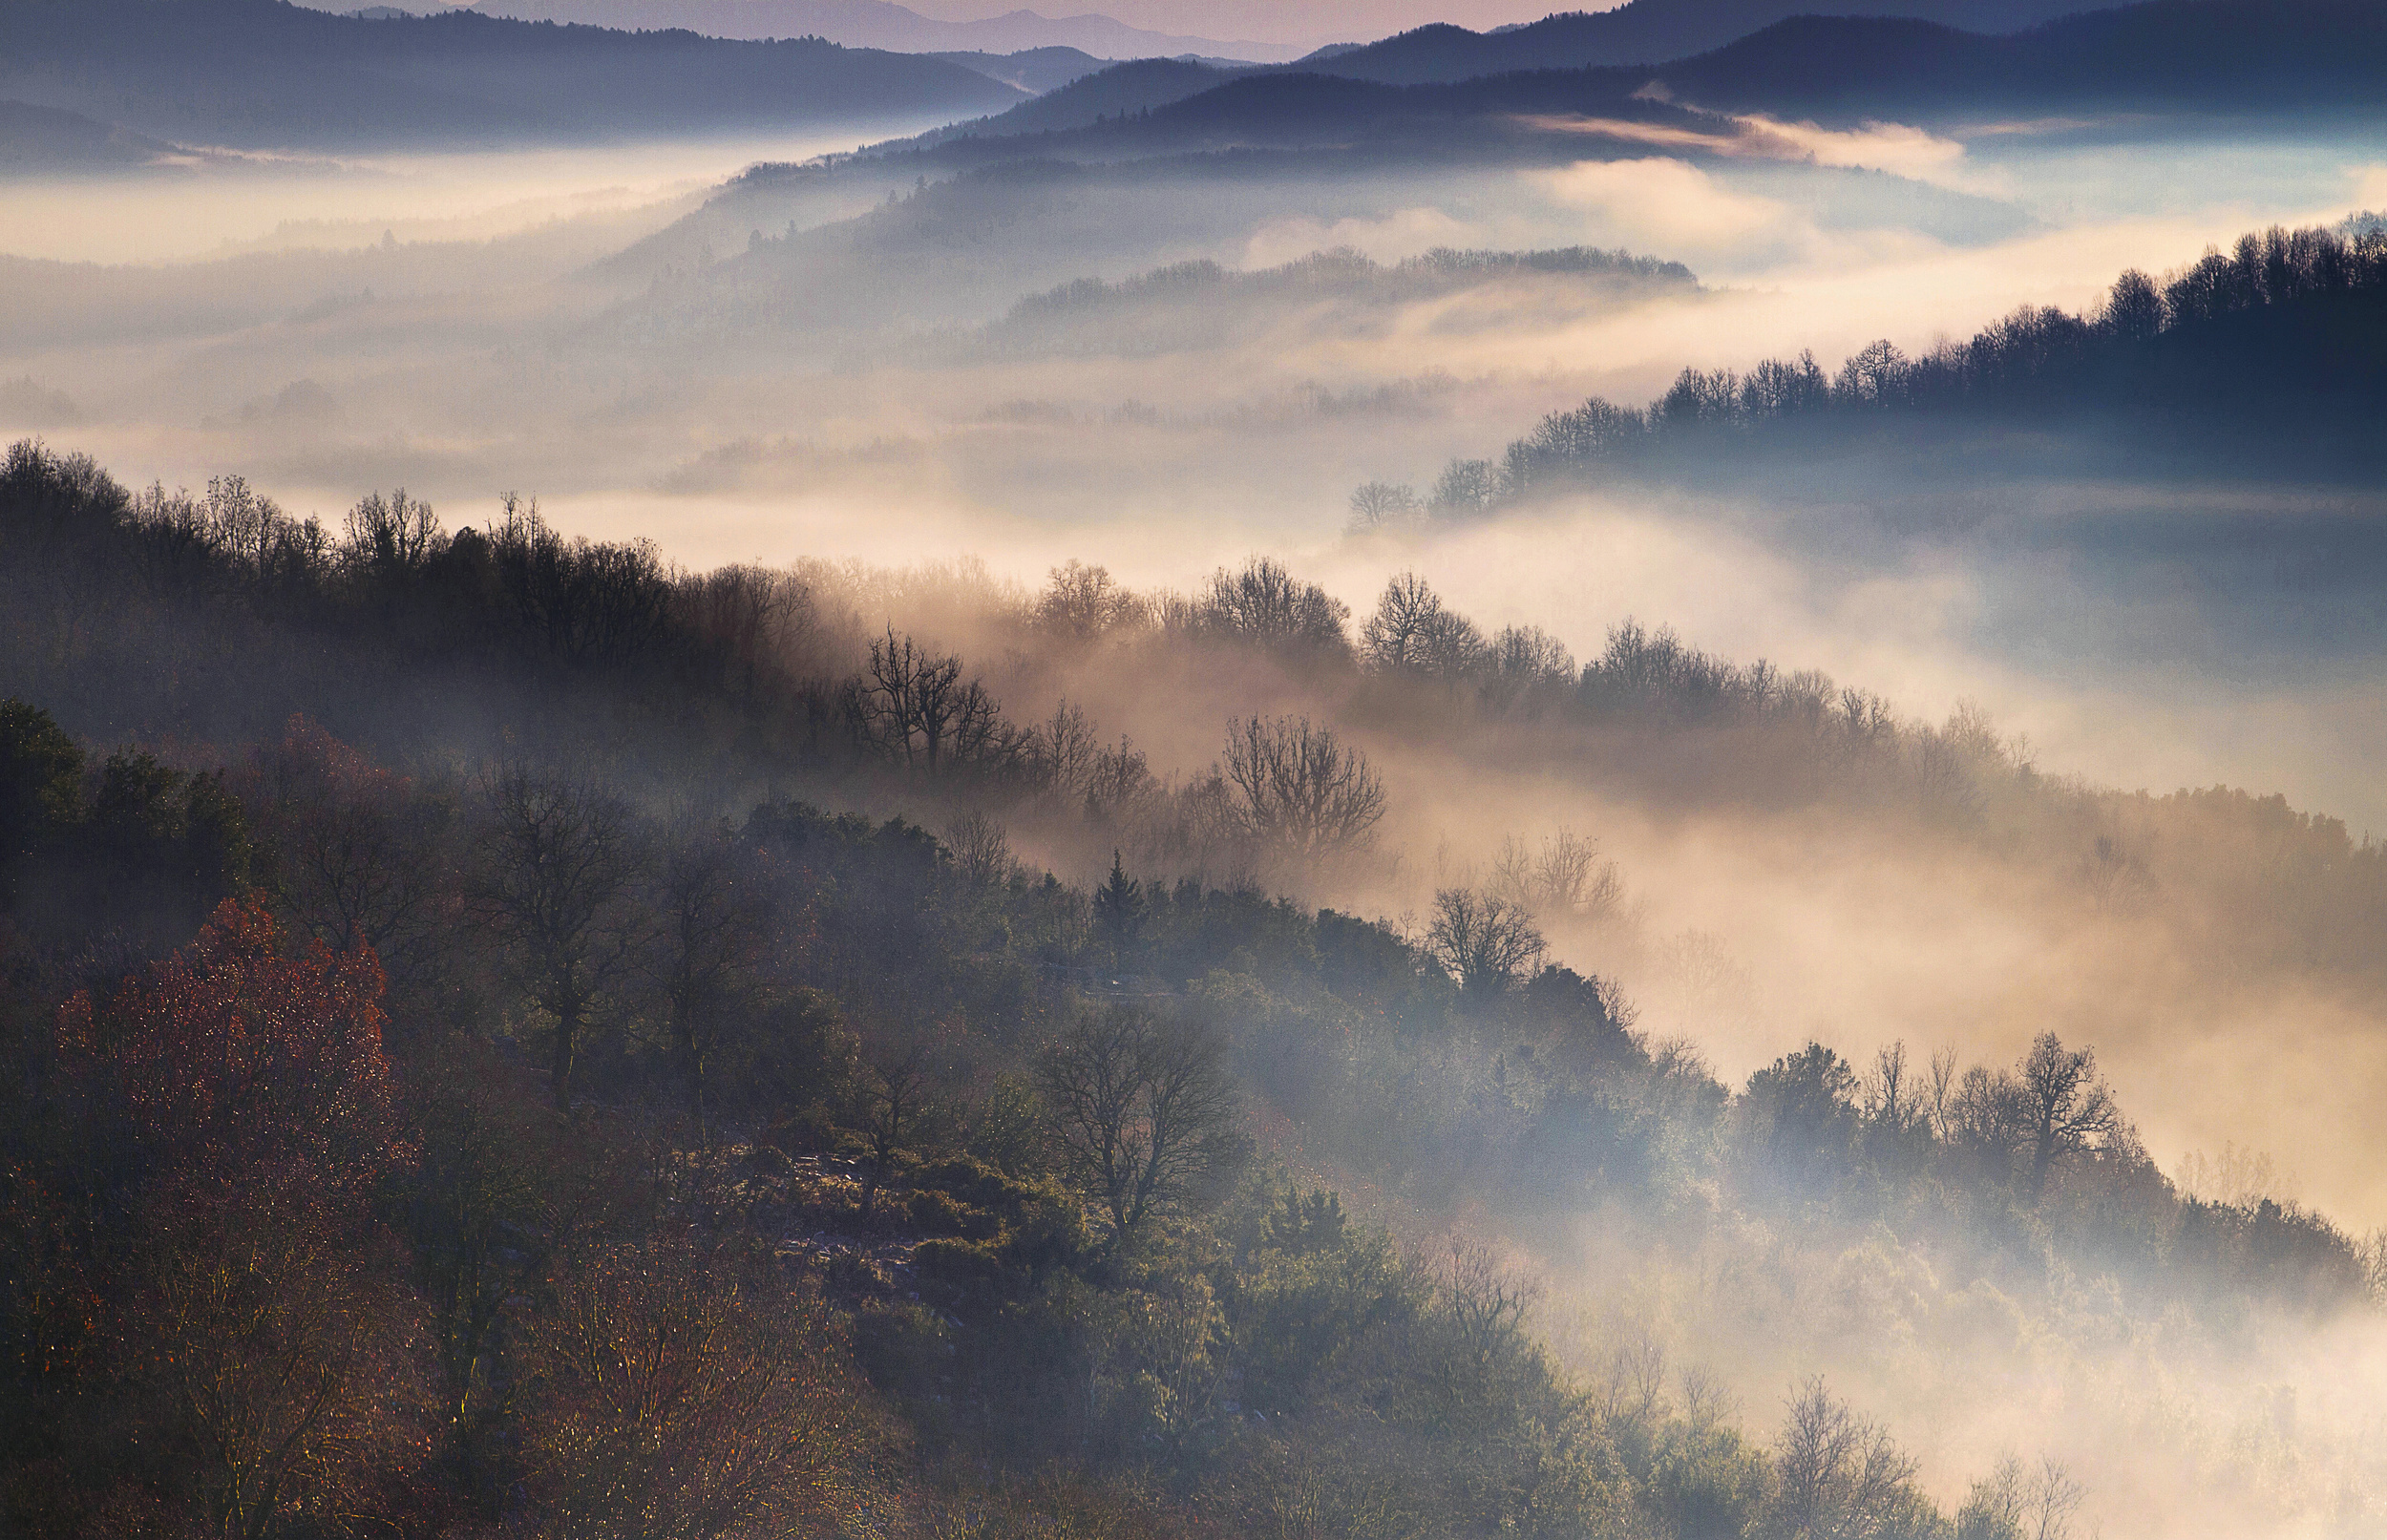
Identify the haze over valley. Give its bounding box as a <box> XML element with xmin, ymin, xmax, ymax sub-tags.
<box><xmin>4</xmin><ymin>3</ymin><xmax>2384</xmax><ymax>1537</ymax></box>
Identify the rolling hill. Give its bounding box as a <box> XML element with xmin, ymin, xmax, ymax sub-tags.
<box><xmin>0</xmin><ymin>0</ymin><xmax>1028</xmax><ymax>150</ymax></box>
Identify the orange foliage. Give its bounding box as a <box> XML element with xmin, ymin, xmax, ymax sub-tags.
<box><xmin>58</xmin><ymin>894</ymin><xmax>410</xmax><ymax>1198</ymax></box>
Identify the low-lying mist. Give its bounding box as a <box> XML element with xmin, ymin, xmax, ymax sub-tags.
<box><xmin>7</xmin><ymin>95</ymin><xmax>2387</xmax><ymax>1539</ymax></box>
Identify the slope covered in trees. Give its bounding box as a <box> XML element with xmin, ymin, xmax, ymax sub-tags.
<box><xmin>0</xmin><ymin>439</ymin><xmax>2377</xmax><ymax>1528</ymax></box>
<box><xmin>1367</xmin><ymin>219</ymin><xmax>2387</xmax><ymax>509</ymax></box>
<box><xmin>4</xmin><ymin>437</ymin><xmax>2385</xmax><ymax>1534</ymax></box>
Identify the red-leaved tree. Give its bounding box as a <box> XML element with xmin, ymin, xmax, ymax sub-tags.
<box><xmin>58</xmin><ymin>897</ymin><xmax>431</xmax><ymax>1538</ymax></box>
<box><xmin>59</xmin><ymin>893</ymin><xmax>408</xmax><ymax>1199</ymax></box>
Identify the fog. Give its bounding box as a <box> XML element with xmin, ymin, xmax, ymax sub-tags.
<box><xmin>7</xmin><ymin>93</ymin><xmax>2386</xmax><ymax>1538</ymax></box>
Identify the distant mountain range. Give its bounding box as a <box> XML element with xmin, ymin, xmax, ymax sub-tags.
<box><xmin>304</xmin><ymin>0</ymin><xmax>1313</xmax><ymax>62</ymax></box>
<box><xmin>1277</xmin><ymin>0</ymin><xmax>2141</xmax><ymax>83</ymax></box>
<box><xmin>895</xmin><ymin>0</ymin><xmax>2387</xmax><ymax>163</ymax></box>
<box><xmin>0</xmin><ymin>0</ymin><xmax>1028</xmax><ymax>150</ymax></box>
<box><xmin>922</xmin><ymin>46</ymin><xmax>1111</xmax><ymax>94</ymax></box>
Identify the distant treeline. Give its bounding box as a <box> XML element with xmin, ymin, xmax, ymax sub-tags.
<box><xmin>973</xmin><ymin>243</ymin><xmax>1697</xmax><ymax>357</ymax></box>
<box><xmin>1369</xmin><ymin>219</ymin><xmax>2387</xmax><ymax>508</ymax></box>
<box><xmin>8</xmin><ymin>435</ymin><xmax>2386</xmax><ymax>994</ymax></box>
<box><xmin>1006</xmin><ymin>244</ymin><xmax>1695</xmax><ymax>323</ymax></box>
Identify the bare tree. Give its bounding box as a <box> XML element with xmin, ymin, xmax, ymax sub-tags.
<box><xmin>1480</xmin><ymin>623</ymin><xmax>1575</xmax><ymax>707</ymax></box>
<box><xmin>1437</xmin><ymin>1241</ymin><xmax>1539</xmax><ymax>1381</ymax></box>
<box><xmin>1955</xmin><ymin>1454</ymin><xmax>2083</xmax><ymax>1540</ymax></box>
<box><xmin>858</xmin><ymin>1041</ymin><xmax>932</xmax><ymax>1216</ymax></box>
<box><xmin>475</xmin><ymin>767</ymin><xmax>649</xmax><ymax>1108</ymax></box>
<box><xmin>1346</xmin><ymin>480</ymin><xmax>1423</xmax><ymax>532</ymax></box>
<box><xmin>944</xmin><ymin>809</ymin><xmax>1014</xmax><ymax>889</ymax></box>
<box><xmin>1035</xmin><ymin>559</ymin><xmax>1145</xmax><ymax>639</ymax></box>
<box><xmin>1220</xmin><ymin>715</ymin><xmax>1386</xmax><ymax>860</ymax></box>
<box><xmin>1927</xmin><ymin>1045</ymin><xmax>1960</xmax><ymax>1137</ymax></box>
<box><xmin>1865</xmin><ymin>1042</ymin><xmax>1921</xmax><ymax>1132</ymax></box>
<box><xmin>1037</xmin><ymin>1005</ymin><xmax>1238</xmax><ymax>1250</ymax></box>
<box><xmin>854</xmin><ymin>629</ymin><xmax>1017</xmax><ymax>776</ymax></box>
<box><xmin>1424</xmin><ymin>886</ymin><xmax>1544</xmax><ymax>1000</ymax></box>
<box><xmin>342</xmin><ymin>487</ymin><xmax>441</xmax><ymax>573</ymax></box>
<box><xmin>1359</xmin><ymin>572</ymin><xmax>1485</xmax><ymax>679</ymax></box>
<box><xmin>651</xmin><ymin>821</ymin><xmax>771</xmax><ymax>1137</ymax></box>
<box><xmin>1195</xmin><ymin>557</ymin><xmax>1350</xmax><ymax>654</ymax></box>
<box><xmin>2017</xmin><ymin>1032</ymin><xmax>2121</xmax><ymax>1200</ymax></box>
<box><xmin>1488</xmin><ymin>830</ymin><xmax>1622</xmax><ymax>923</ymax></box>
<box><xmin>1084</xmin><ymin>734</ymin><xmax>1156</xmax><ymax>819</ymax></box>
<box><xmin>1361</xmin><ymin>572</ymin><xmax>1444</xmax><ymax>670</ymax></box>
<box><xmin>1033</xmin><ymin>698</ymin><xmax>1099</xmax><ymax>800</ymax></box>
<box><xmin>1772</xmin><ymin>1379</ymin><xmax>1929</xmax><ymax>1540</ymax></box>
<box><xmin>238</xmin><ymin>716</ymin><xmax>454</xmax><ymax>996</ymax></box>
<box><xmin>675</xmin><ymin>563</ymin><xmax>813</xmax><ymax>703</ymax></box>
<box><xmin>1429</xmin><ymin>457</ymin><xmax>1499</xmax><ymax>515</ymax></box>
<box><xmin>518</xmin><ymin>1235</ymin><xmax>871</xmax><ymax>1540</ymax></box>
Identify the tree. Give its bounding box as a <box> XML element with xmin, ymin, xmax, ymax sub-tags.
<box><xmin>1767</xmin><ymin>1380</ymin><xmax>1936</xmax><ymax>1540</ymax></box>
<box><xmin>856</xmin><ymin>1041</ymin><xmax>932</xmax><ymax>1217</ymax></box>
<box><xmin>1743</xmin><ymin>1044</ymin><xmax>1861</xmax><ymax>1196</ymax></box>
<box><xmin>518</xmin><ymin>1234</ymin><xmax>872</xmax><ymax>1540</ymax></box>
<box><xmin>122</xmin><ymin>1192</ymin><xmax>428</xmax><ymax>1540</ymax></box>
<box><xmin>1220</xmin><ymin>716</ymin><xmax>1386</xmax><ymax>860</ymax></box>
<box><xmin>1955</xmin><ymin>1455</ymin><xmax>2082</xmax><ymax>1540</ymax></box>
<box><xmin>1834</xmin><ymin>338</ymin><xmax>1909</xmax><ymax>407</ymax></box>
<box><xmin>236</xmin><ymin>716</ymin><xmax>453</xmax><ymax>999</ymax></box>
<box><xmin>943</xmin><ymin>808</ymin><xmax>1014</xmax><ymax>889</ymax></box>
<box><xmin>1424</xmin><ymin>887</ymin><xmax>1544</xmax><ymax>1000</ymax></box>
<box><xmin>1195</xmin><ymin>558</ymin><xmax>1350</xmax><ymax>655</ymax></box>
<box><xmin>57</xmin><ymin>894</ymin><xmax>406</xmax><ymax>1196</ymax></box>
<box><xmin>1360</xmin><ymin>572</ymin><xmax>1483</xmax><ymax>678</ymax></box>
<box><xmin>853</xmin><ymin>629</ymin><xmax>1017</xmax><ymax>777</ymax></box>
<box><xmin>2100</xmin><ymin>268</ymin><xmax>2166</xmax><ymax>343</ymax></box>
<box><xmin>0</xmin><ymin>696</ymin><xmax>80</xmax><ymax>888</ymax></box>
<box><xmin>57</xmin><ymin>897</ymin><xmax>426</xmax><ymax>1539</ymax></box>
<box><xmin>1428</xmin><ymin>457</ymin><xmax>1498</xmax><ymax>515</ymax></box>
<box><xmin>1091</xmin><ymin>851</ymin><xmax>1147</xmax><ymax>969</ymax></box>
<box><xmin>341</xmin><ymin>487</ymin><xmax>442</xmax><ymax>575</ymax></box>
<box><xmin>1035</xmin><ymin>559</ymin><xmax>1144</xmax><ymax>639</ymax></box>
<box><xmin>474</xmin><ymin>768</ymin><xmax>648</xmax><ymax>1109</ymax></box>
<box><xmin>1346</xmin><ymin>480</ymin><xmax>1422</xmax><ymax>532</ymax></box>
<box><xmin>651</xmin><ymin>821</ymin><xmax>772</xmax><ymax>1134</ymax></box>
<box><xmin>1037</xmin><ymin>1005</ymin><xmax>1238</xmax><ymax>1250</ymax></box>
<box><xmin>2016</xmin><ymin>1032</ymin><xmax>2120</xmax><ymax>1201</ymax></box>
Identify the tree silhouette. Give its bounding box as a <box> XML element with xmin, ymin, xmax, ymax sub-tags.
<box><xmin>1092</xmin><ymin>850</ymin><xmax>1148</xmax><ymax>969</ymax></box>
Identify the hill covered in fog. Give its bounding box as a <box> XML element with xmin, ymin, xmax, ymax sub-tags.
<box><xmin>0</xmin><ymin>0</ymin><xmax>1026</xmax><ymax>150</ymax></box>
<box><xmin>975</xmin><ymin>245</ymin><xmax>1700</xmax><ymax>359</ymax></box>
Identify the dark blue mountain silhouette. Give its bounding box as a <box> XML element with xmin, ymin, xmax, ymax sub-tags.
<box><xmin>889</xmin><ymin>0</ymin><xmax>2387</xmax><ymax>172</ymax></box>
<box><xmin>1280</xmin><ymin>0</ymin><xmax>2132</xmax><ymax>84</ymax></box>
<box><xmin>0</xmin><ymin>0</ymin><xmax>1026</xmax><ymax>150</ymax></box>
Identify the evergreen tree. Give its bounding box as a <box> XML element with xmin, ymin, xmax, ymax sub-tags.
<box><xmin>1091</xmin><ymin>849</ymin><xmax>1146</xmax><ymax>971</ymax></box>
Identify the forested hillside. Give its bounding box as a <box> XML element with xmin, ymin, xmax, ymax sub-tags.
<box><xmin>1362</xmin><ymin>219</ymin><xmax>2387</xmax><ymax>513</ymax></box>
<box><xmin>3</xmin><ymin>437</ymin><xmax>2382</xmax><ymax>1535</ymax></box>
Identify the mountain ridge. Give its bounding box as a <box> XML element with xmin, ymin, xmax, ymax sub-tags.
<box><xmin>0</xmin><ymin>0</ymin><xmax>1028</xmax><ymax>150</ymax></box>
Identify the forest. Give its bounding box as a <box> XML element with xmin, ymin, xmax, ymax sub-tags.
<box><xmin>1361</xmin><ymin>218</ymin><xmax>2387</xmax><ymax>516</ymax></box>
<box><xmin>4</xmin><ymin>434</ymin><xmax>2382</xmax><ymax>1538</ymax></box>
